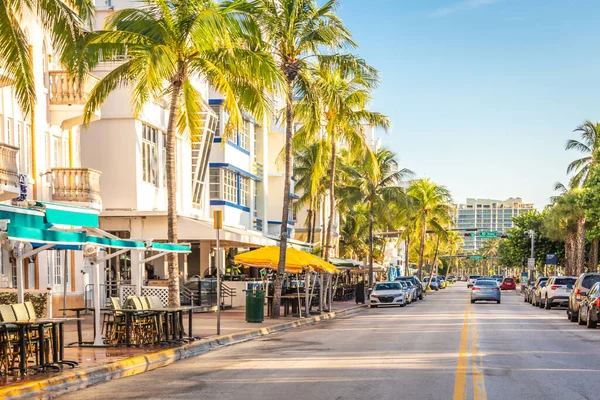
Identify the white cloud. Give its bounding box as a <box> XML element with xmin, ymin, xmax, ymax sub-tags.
<box><xmin>429</xmin><ymin>0</ymin><xmax>499</xmax><ymax>17</ymax></box>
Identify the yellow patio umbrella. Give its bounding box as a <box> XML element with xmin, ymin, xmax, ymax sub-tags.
<box><xmin>234</xmin><ymin>246</ymin><xmax>338</xmax><ymax>273</ymax></box>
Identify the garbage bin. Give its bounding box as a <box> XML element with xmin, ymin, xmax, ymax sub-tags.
<box><xmin>245</xmin><ymin>290</ymin><xmax>265</xmax><ymax>323</ymax></box>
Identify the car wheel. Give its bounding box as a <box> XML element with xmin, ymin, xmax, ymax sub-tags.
<box><xmin>497</xmin><ymin>299</ymin><xmax>501</xmax><ymax>304</ymax></box>
<box><xmin>538</xmin><ymin>298</ymin><xmax>545</xmax><ymax>308</ymax></box>
<box><xmin>470</xmin><ymin>299</ymin><xmax>475</xmax><ymax>304</ymax></box>
<box><xmin>545</xmin><ymin>297</ymin><xmax>552</xmax><ymax>310</ymax></box>
<box><xmin>524</xmin><ymin>295</ymin><xmax>528</xmax><ymax>303</ymax></box>
<box><xmin>570</xmin><ymin>307</ymin><xmax>579</xmax><ymax>322</ymax></box>
<box><xmin>370</xmin><ymin>305</ymin><xmax>377</xmax><ymax>308</ymax></box>
<box><xmin>578</xmin><ymin>309</ymin><xmax>586</xmax><ymax>325</ymax></box>
<box><xmin>587</xmin><ymin>310</ymin><xmax>597</xmax><ymax>329</ymax></box>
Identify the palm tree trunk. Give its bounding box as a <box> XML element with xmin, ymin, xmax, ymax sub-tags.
<box><xmin>368</xmin><ymin>203</ymin><xmax>374</xmax><ymax>289</ymax></box>
<box><xmin>565</xmin><ymin>231</ymin><xmax>575</xmax><ymax>276</ymax></box>
<box><xmin>273</xmin><ymin>76</ymin><xmax>295</xmax><ymax>318</ymax></box>
<box><xmin>324</xmin><ymin>134</ymin><xmax>336</xmax><ymax>262</ymax></box>
<box><xmin>427</xmin><ymin>235</ymin><xmax>440</xmax><ymax>286</ymax></box>
<box><xmin>417</xmin><ymin>215</ymin><xmax>427</xmax><ymax>281</ymax></box>
<box><xmin>404</xmin><ymin>236</ymin><xmax>410</xmax><ymax>276</ymax></box>
<box><xmin>590</xmin><ymin>238</ymin><xmax>599</xmax><ymax>271</ymax></box>
<box><xmin>306</xmin><ymin>196</ymin><xmax>314</xmax><ymax>244</ymax></box>
<box><xmin>166</xmin><ymin>79</ymin><xmax>182</xmax><ymax>307</ymax></box>
<box><xmin>311</xmin><ymin>202</ymin><xmax>318</xmax><ymax>248</ymax></box>
<box><xmin>576</xmin><ymin>216</ymin><xmax>586</xmax><ymax>275</ymax></box>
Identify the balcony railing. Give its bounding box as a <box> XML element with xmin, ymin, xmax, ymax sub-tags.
<box><xmin>50</xmin><ymin>168</ymin><xmax>102</xmax><ymax>204</ymax></box>
<box><xmin>48</xmin><ymin>71</ymin><xmax>99</xmax><ymax>105</ymax></box>
<box><xmin>0</xmin><ymin>143</ymin><xmax>19</xmax><ymax>187</ymax></box>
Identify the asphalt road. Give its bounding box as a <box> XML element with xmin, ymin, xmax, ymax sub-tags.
<box><xmin>59</xmin><ymin>282</ymin><xmax>600</xmax><ymax>400</ymax></box>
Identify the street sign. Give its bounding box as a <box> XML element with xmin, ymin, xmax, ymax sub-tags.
<box><xmin>546</xmin><ymin>254</ymin><xmax>557</xmax><ymax>265</ymax></box>
<box><xmin>527</xmin><ymin>257</ymin><xmax>535</xmax><ymax>270</ymax></box>
<box><xmin>470</xmin><ymin>255</ymin><xmax>483</xmax><ymax>261</ymax></box>
<box><xmin>478</xmin><ymin>231</ymin><xmax>498</xmax><ymax>238</ymax></box>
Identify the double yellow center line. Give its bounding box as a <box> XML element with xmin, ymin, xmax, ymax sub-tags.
<box><xmin>453</xmin><ymin>299</ymin><xmax>488</xmax><ymax>400</ymax></box>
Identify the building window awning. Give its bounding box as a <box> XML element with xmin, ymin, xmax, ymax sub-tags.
<box><xmin>35</xmin><ymin>201</ymin><xmax>99</xmax><ymax>228</ymax></box>
<box><xmin>150</xmin><ymin>242</ymin><xmax>191</xmax><ymax>253</ymax></box>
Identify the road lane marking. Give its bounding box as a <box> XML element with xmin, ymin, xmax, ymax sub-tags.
<box><xmin>470</xmin><ymin>306</ymin><xmax>488</xmax><ymax>400</ymax></box>
<box><xmin>453</xmin><ymin>299</ymin><xmax>470</xmax><ymax>400</ymax></box>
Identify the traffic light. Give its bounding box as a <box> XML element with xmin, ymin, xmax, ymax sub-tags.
<box><xmin>500</xmin><ymin>234</ymin><xmax>511</xmax><ymax>239</ymax></box>
<box><xmin>463</xmin><ymin>232</ymin><xmax>475</xmax><ymax>237</ymax></box>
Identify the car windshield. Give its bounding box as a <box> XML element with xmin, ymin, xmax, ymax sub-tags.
<box><xmin>555</xmin><ymin>278</ymin><xmax>576</xmax><ymax>286</ymax></box>
<box><xmin>582</xmin><ymin>275</ymin><xmax>600</xmax><ymax>289</ymax></box>
<box><xmin>469</xmin><ymin>275</ymin><xmax>481</xmax><ymax>279</ymax></box>
<box><xmin>504</xmin><ymin>278</ymin><xmax>514</xmax><ymax>283</ymax></box>
<box><xmin>375</xmin><ymin>283</ymin><xmax>401</xmax><ymax>291</ymax></box>
<box><xmin>475</xmin><ymin>280</ymin><xmax>497</xmax><ymax>287</ymax></box>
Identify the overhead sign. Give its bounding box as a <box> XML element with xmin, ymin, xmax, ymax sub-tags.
<box><xmin>545</xmin><ymin>254</ymin><xmax>557</xmax><ymax>265</ymax></box>
<box><xmin>470</xmin><ymin>255</ymin><xmax>483</xmax><ymax>261</ymax></box>
<box><xmin>527</xmin><ymin>258</ymin><xmax>535</xmax><ymax>270</ymax></box>
<box><xmin>478</xmin><ymin>231</ymin><xmax>497</xmax><ymax>238</ymax></box>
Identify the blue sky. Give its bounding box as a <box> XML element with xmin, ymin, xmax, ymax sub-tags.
<box><xmin>337</xmin><ymin>0</ymin><xmax>600</xmax><ymax>208</ymax></box>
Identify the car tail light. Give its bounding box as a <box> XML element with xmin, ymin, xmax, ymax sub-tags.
<box><xmin>472</xmin><ymin>287</ymin><xmax>480</xmax><ymax>291</ymax></box>
<box><xmin>576</xmin><ymin>288</ymin><xmax>582</xmax><ymax>300</ymax></box>
<box><xmin>596</xmin><ymin>298</ymin><xmax>600</xmax><ymax>308</ymax></box>
<box><xmin>551</xmin><ymin>285</ymin><xmax>560</xmax><ymax>290</ymax></box>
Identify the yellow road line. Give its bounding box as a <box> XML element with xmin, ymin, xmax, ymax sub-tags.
<box><xmin>453</xmin><ymin>299</ymin><xmax>470</xmax><ymax>400</ymax></box>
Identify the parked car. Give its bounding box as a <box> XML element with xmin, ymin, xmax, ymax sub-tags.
<box><xmin>528</xmin><ymin>277</ymin><xmax>548</xmax><ymax>304</ymax></box>
<box><xmin>578</xmin><ymin>282</ymin><xmax>600</xmax><ymax>328</ymax></box>
<box><xmin>539</xmin><ymin>276</ymin><xmax>576</xmax><ymax>309</ymax></box>
<box><xmin>524</xmin><ymin>280</ymin><xmax>536</xmax><ymax>303</ymax></box>
<box><xmin>370</xmin><ymin>282</ymin><xmax>407</xmax><ymax>308</ymax></box>
<box><xmin>438</xmin><ymin>277</ymin><xmax>447</xmax><ymax>289</ymax></box>
<box><xmin>447</xmin><ymin>276</ymin><xmax>457</xmax><ymax>283</ymax></box>
<box><xmin>532</xmin><ymin>279</ymin><xmax>549</xmax><ymax>307</ymax></box>
<box><xmin>567</xmin><ymin>273</ymin><xmax>600</xmax><ymax>322</ymax></box>
<box><xmin>394</xmin><ymin>276</ymin><xmax>424</xmax><ymax>300</ymax></box>
<box><xmin>424</xmin><ymin>276</ymin><xmax>439</xmax><ymax>291</ymax></box>
<box><xmin>467</xmin><ymin>275</ymin><xmax>482</xmax><ymax>288</ymax></box>
<box><xmin>403</xmin><ymin>281</ymin><xmax>418</xmax><ymax>303</ymax></box>
<box><xmin>501</xmin><ymin>277</ymin><xmax>517</xmax><ymax>290</ymax></box>
<box><xmin>398</xmin><ymin>281</ymin><xmax>413</xmax><ymax>303</ymax></box>
<box><xmin>494</xmin><ymin>277</ymin><xmax>503</xmax><ymax>287</ymax></box>
<box><xmin>471</xmin><ymin>279</ymin><xmax>501</xmax><ymax>304</ymax></box>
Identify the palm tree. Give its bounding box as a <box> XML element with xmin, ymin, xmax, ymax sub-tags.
<box><xmin>292</xmin><ymin>140</ymin><xmax>329</xmax><ymax>244</ymax></box>
<box><xmin>340</xmin><ymin>148</ymin><xmax>411</xmax><ymax>288</ymax></box>
<box><xmin>294</xmin><ymin>58</ymin><xmax>390</xmax><ymax>262</ymax></box>
<box><xmin>247</xmin><ymin>0</ymin><xmax>355</xmax><ymax>318</ymax></box>
<box><xmin>445</xmin><ymin>230</ymin><xmax>464</xmax><ymax>276</ymax></box>
<box><xmin>80</xmin><ymin>0</ymin><xmax>279</xmax><ymax>305</ymax></box>
<box><xmin>480</xmin><ymin>238</ymin><xmax>500</xmax><ymax>274</ymax></box>
<box><xmin>338</xmin><ymin>203</ymin><xmax>369</xmax><ymax>260</ymax></box>
<box><xmin>0</xmin><ymin>0</ymin><xmax>94</xmax><ymax>114</ymax></box>
<box><xmin>406</xmin><ymin>179</ymin><xmax>453</xmax><ymax>281</ymax></box>
<box><xmin>565</xmin><ymin>120</ymin><xmax>600</xmax><ymax>187</ymax></box>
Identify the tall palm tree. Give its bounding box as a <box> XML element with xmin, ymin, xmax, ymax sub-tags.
<box><xmin>292</xmin><ymin>140</ymin><xmax>328</xmax><ymax>244</ymax></box>
<box><xmin>340</xmin><ymin>148</ymin><xmax>410</xmax><ymax>288</ymax></box>
<box><xmin>0</xmin><ymin>0</ymin><xmax>94</xmax><ymax>114</ymax></box>
<box><xmin>565</xmin><ymin>120</ymin><xmax>600</xmax><ymax>187</ymax></box>
<box><xmin>246</xmin><ymin>0</ymin><xmax>355</xmax><ymax>318</ymax></box>
<box><xmin>406</xmin><ymin>179</ymin><xmax>453</xmax><ymax>281</ymax></box>
<box><xmin>80</xmin><ymin>0</ymin><xmax>279</xmax><ymax>305</ymax></box>
<box><xmin>480</xmin><ymin>238</ymin><xmax>500</xmax><ymax>274</ymax></box>
<box><xmin>294</xmin><ymin>58</ymin><xmax>390</xmax><ymax>262</ymax></box>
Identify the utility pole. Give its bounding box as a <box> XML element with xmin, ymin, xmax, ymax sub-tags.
<box><xmin>528</xmin><ymin>230</ymin><xmax>535</xmax><ymax>282</ymax></box>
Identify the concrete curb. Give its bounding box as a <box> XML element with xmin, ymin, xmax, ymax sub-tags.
<box><xmin>0</xmin><ymin>305</ymin><xmax>366</xmax><ymax>399</ymax></box>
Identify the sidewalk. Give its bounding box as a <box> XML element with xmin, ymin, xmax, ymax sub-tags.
<box><xmin>0</xmin><ymin>300</ymin><xmax>362</xmax><ymax>393</ymax></box>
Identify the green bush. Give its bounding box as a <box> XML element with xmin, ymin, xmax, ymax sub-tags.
<box><xmin>0</xmin><ymin>291</ymin><xmax>49</xmax><ymax>318</ymax></box>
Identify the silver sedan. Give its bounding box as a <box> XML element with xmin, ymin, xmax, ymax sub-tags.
<box><xmin>470</xmin><ymin>279</ymin><xmax>501</xmax><ymax>304</ymax></box>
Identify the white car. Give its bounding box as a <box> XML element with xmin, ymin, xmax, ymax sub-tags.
<box><xmin>403</xmin><ymin>281</ymin><xmax>418</xmax><ymax>303</ymax></box>
<box><xmin>539</xmin><ymin>276</ymin><xmax>577</xmax><ymax>309</ymax></box>
<box><xmin>370</xmin><ymin>282</ymin><xmax>407</xmax><ymax>308</ymax></box>
<box><xmin>467</xmin><ymin>275</ymin><xmax>482</xmax><ymax>288</ymax></box>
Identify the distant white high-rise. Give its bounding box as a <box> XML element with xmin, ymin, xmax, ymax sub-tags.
<box><xmin>453</xmin><ymin>198</ymin><xmax>535</xmax><ymax>251</ymax></box>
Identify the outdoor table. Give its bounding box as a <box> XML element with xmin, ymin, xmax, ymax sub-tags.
<box><xmin>266</xmin><ymin>295</ymin><xmax>304</xmax><ymax>317</ymax></box>
<box><xmin>7</xmin><ymin>318</ymin><xmax>81</xmax><ymax>375</ymax></box>
<box><xmin>145</xmin><ymin>306</ymin><xmax>201</xmax><ymax>344</ymax></box>
<box><xmin>60</xmin><ymin>307</ymin><xmax>112</xmax><ymax>347</ymax></box>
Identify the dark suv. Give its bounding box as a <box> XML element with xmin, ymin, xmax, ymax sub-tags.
<box><xmin>395</xmin><ymin>276</ymin><xmax>424</xmax><ymax>300</ymax></box>
<box><xmin>567</xmin><ymin>273</ymin><xmax>600</xmax><ymax>322</ymax></box>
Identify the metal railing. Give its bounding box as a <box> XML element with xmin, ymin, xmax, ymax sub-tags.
<box><xmin>0</xmin><ymin>143</ymin><xmax>19</xmax><ymax>187</ymax></box>
<box><xmin>84</xmin><ymin>282</ymin><xmax>136</xmax><ymax>311</ymax></box>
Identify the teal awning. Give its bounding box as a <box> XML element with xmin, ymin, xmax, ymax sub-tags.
<box><xmin>7</xmin><ymin>225</ymin><xmax>86</xmax><ymax>249</ymax></box>
<box><xmin>0</xmin><ymin>204</ymin><xmax>47</xmax><ymax>230</ymax></box>
<box><xmin>35</xmin><ymin>201</ymin><xmax>99</xmax><ymax>228</ymax></box>
<box><xmin>87</xmin><ymin>235</ymin><xmax>146</xmax><ymax>249</ymax></box>
<box><xmin>150</xmin><ymin>242</ymin><xmax>191</xmax><ymax>253</ymax></box>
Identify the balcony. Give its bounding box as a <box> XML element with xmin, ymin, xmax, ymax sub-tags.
<box><xmin>48</xmin><ymin>71</ymin><xmax>100</xmax><ymax>129</ymax></box>
<box><xmin>50</xmin><ymin>168</ymin><xmax>102</xmax><ymax>209</ymax></box>
<box><xmin>0</xmin><ymin>143</ymin><xmax>20</xmax><ymax>201</ymax></box>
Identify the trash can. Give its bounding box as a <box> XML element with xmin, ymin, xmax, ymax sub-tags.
<box><xmin>245</xmin><ymin>290</ymin><xmax>265</xmax><ymax>323</ymax></box>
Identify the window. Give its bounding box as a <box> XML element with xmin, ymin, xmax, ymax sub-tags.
<box><xmin>209</xmin><ymin>169</ymin><xmax>220</xmax><ymax>199</ymax></box>
<box><xmin>238</xmin><ymin>121</ymin><xmax>249</xmax><ymax>150</ymax></box>
<box><xmin>4</xmin><ymin>118</ymin><xmax>13</xmax><ymax>145</ymax></box>
<box><xmin>142</xmin><ymin>124</ymin><xmax>159</xmax><ymax>185</ymax></box>
<box><xmin>239</xmin><ymin>177</ymin><xmax>249</xmax><ymax>207</ymax></box>
<box><xmin>253</xmin><ymin>126</ymin><xmax>258</xmax><ymax>162</ymax></box>
<box><xmin>210</xmin><ymin>105</ymin><xmax>220</xmax><ymax>136</ymax></box>
<box><xmin>223</xmin><ymin>170</ymin><xmax>237</xmax><ymax>203</ymax></box>
<box><xmin>47</xmin><ymin>250</ymin><xmax>69</xmax><ymax>289</ymax></box>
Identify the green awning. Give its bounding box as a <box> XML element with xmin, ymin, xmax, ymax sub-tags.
<box><xmin>329</xmin><ymin>258</ymin><xmax>362</xmax><ymax>268</ymax></box>
<box><xmin>150</xmin><ymin>242</ymin><xmax>191</xmax><ymax>253</ymax></box>
<box><xmin>7</xmin><ymin>225</ymin><xmax>86</xmax><ymax>247</ymax></box>
<box><xmin>87</xmin><ymin>235</ymin><xmax>146</xmax><ymax>249</ymax></box>
<box><xmin>36</xmin><ymin>201</ymin><xmax>99</xmax><ymax>228</ymax></box>
<box><xmin>0</xmin><ymin>204</ymin><xmax>47</xmax><ymax>230</ymax></box>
